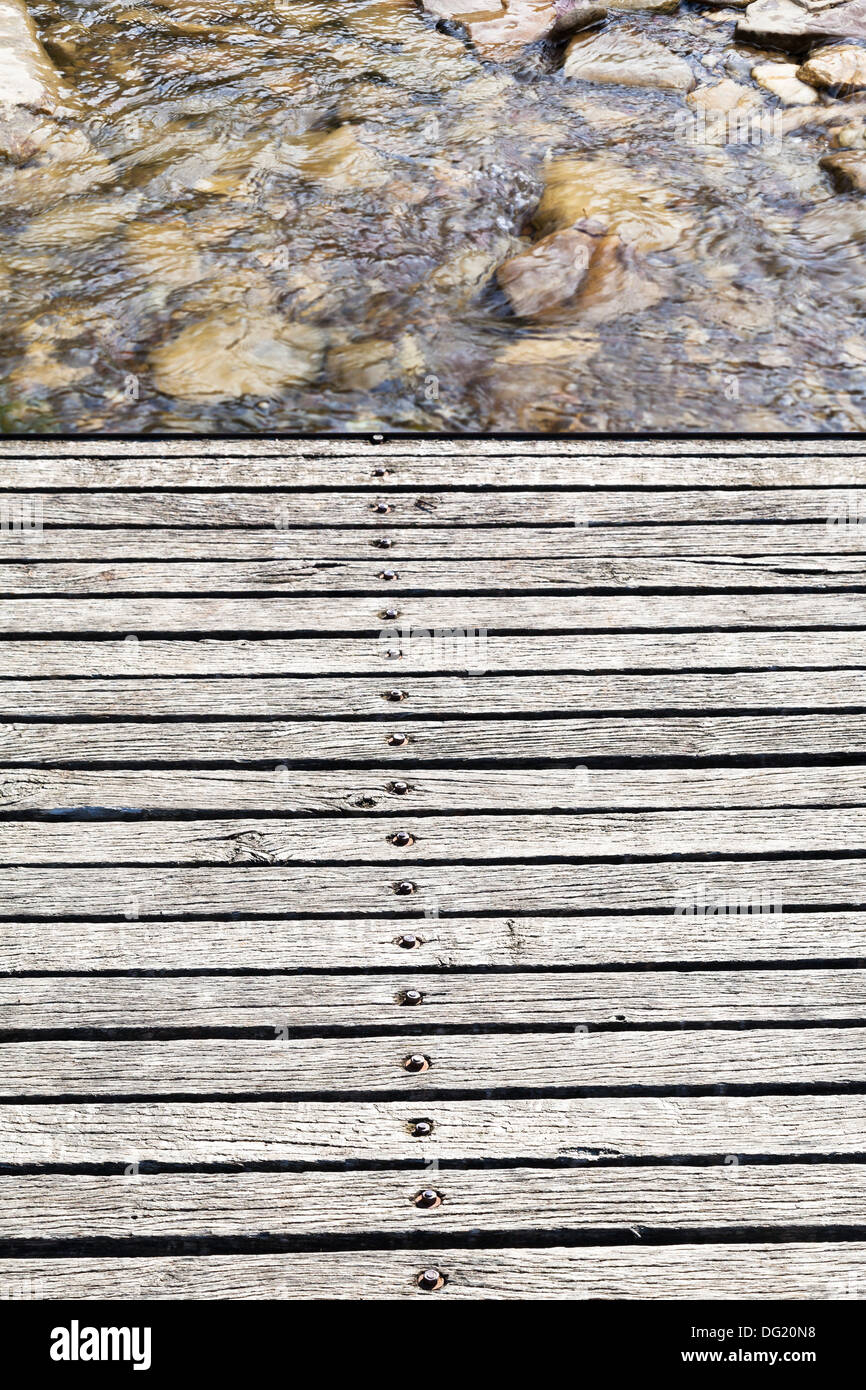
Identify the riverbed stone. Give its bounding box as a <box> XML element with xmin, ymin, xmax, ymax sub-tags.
<box><xmin>149</xmin><ymin>311</ymin><xmax>325</xmax><ymax>402</ymax></box>
<box><xmin>799</xmin><ymin>43</ymin><xmax>866</xmax><ymax>89</ymax></box>
<box><xmin>572</xmin><ymin>232</ymin><xmax>665</xmax><ymax>322</ymax></box>
<box><xmin>820</xmin><ymin>148</ymin><xmax>866</xmax><ymax>186</ymax></box>
<box><xmin>497</xmin><ymin>226</ymin><xmax>596</xmax><ymax>314</ymax></box>
<box><xmin>0</xmin><ymin>0</ymin><xmax>72</xmax><ymax>113</ymax></box>
<box><xmin>686</xmin><ymin>76</ymin><xmax>765</xmax><ymax>109</ymax></box>
<box><xmin>563</xmin><ymin>27</ymin><xmax>697</xmax><ymax>90</ymax></box>
<box><xmin>751</xmin><ymin>58</ymin><xmax>820</xmax><ymax>100</ymax></box>
<box><xmin>467</xmin><ymin>0</ymin><xmax>605</xmax><ymax>57</ymax></box>
<box><xmin>737</xmin><ymin>0</ymin><xmax>866</xmax><ymax>50</ymax></box>
<box><xmin>533</xmin><ymin>156</ymin><xmax>691</xmax><ymax>251</ymax></box>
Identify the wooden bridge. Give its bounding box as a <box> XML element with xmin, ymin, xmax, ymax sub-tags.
<box><xmin>0</xmin><ymin>438</ymin><xmax>865</xmax><ymax>1299</ymax></box>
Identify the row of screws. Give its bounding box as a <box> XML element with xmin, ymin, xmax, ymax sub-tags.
<box><xmin>372</xmin><ymin>469</ymin><xmax>445</xmax><ymax>1294</ymax></box>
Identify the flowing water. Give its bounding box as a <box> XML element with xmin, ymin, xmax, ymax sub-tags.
<box><xmin>2</xmin><ymin>0</ymin><xmax>866</xmax><ymax>432</ymax></box>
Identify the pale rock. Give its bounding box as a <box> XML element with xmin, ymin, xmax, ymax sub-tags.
<box><xmin>289</xmin><ymin>125</ymin><xmax>390</xmax><ymax>190</ymax></box>
<box><xmin>149</xmin><ymin>311</ymin><xmax>325</xmax><ymax>402</ymax></box>
<box><xmin>799</xmin><ymin>43</ymin><xmax>866</xmax><ymax>89</ymax></box>
<box><xmin>737</xmin><ymin>0</ymin><xmax>866</xmax><ymax>50</ymax></box>
<box><xmin>0</xmin><ymin>0</ymin><xmax>72</xmax><ymax>114</ymax></box>
<box><xmin>125</xmin><ymin>219</ymin><xmax>204</xmax><ymax>289</ymax></box>
<box><xmin>18</xmin><ymin>195</ymin><xmax>141</xmax><ymax>249</ymax></box>
<box><xmin>832</xmin><ymin>119</ymin><xmax>866</xmax><ymax>144</ymax></box>
<box><xmin>563</xmin><ymin>27</ymin><xmax>697</xmax><ymax>90</ymax></box>
<box><xmin>751</xmin><ymin>58</ymin><xmax>820</xmax><ymax>100</ymax></box>
<box><xmin>533</xmin><ymin>156</ymin><xmax>691</xmax><ymax>251</ymax></box>
<box><xmin>497</xmin><ymin>226</ymin><xmax>596</xmax><ymax>315</ymax></box>
<box><xmin>496</xmin><ymin>333</ymin><xmax>598</xmax><ymax>365</ymax></box>
<box><xmin>686</xmin><ymin>76</ymin><xmax>765</xmax><ymax>109</ymax></box>
<box><xmin>797</xmin><ymin>197</ymin><xmax>866</xmax><ymax>245</ymax></box>
<box><xmin>467</xmin><ymin>0</ymin><xmax>605</xmax><ymax>58</ymax></box>
<box><xmin>571</xmin><ymin>232</ymin><xmax>665</xmax><ymax>323</ymax></box>
<box><xmin>820</xmin><ymin>147</ymin><xmax>866</xmax><ymax>187</ymax></box>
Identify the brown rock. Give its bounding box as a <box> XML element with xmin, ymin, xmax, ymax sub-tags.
<box><xmin>149</xmin><ymin>310</ymin><xmax>325</xmax><ymax>402</ymax></box>
<box><xmin>563</xmin><ymin>27</ymin><xmax>696</xmax><ymax>90</ymax></box>
<box><xmin>799</xmin><ymin>43</ymin><xmax>866</xmax><ymax>90</ymax></box>
<box><xmin>497</xmin><ymin>226</ymin><xmax>595</xmax><ymax>315</ymax></box>
<box><xmin>533</xmin><ymin>156</ymin><xmax>691</xmax><ymax>252</ymax></box>
<box><xmin>468</xmin><ymin>0</ymin><xmax>604</xmax><ymax>57</ymax></box>
<box><xmin>572</xmin><ymin>233</ymin><xmax>665</xmax><ymax>324</ymax></box>
<box><xmin>820</xmin><ymin>148</ymin><xmax>866</xmax><ymax>188</ymax></box>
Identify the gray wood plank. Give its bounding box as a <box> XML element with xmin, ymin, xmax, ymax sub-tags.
<box><xmin>4</xmin><ymin>632</ymin><xmax>863</xmax><ymax>674</ymax></box>
<box><xmin>2</xmin><ymin>1243</ymin><xmax>858</xmax><ymax>1299</ymax></box>
<box><xmin>1</xmin><ymin>765</ymin><xmax>861</xmax><ymax>814</ymax></box>
<box><xmin>3</xmin><ymin>592</ymin><xmax>866</xmax><ymax>633</ymax></box>
<box><xmin>3</xmin><ymin>524</ymin><xmax>863</xmax><ymax>558</ymax></box>
<box><xmin>6</xmin><ymin>715</ymin><xmax>866</xmax><ymax>763</ymax></box>
<box><xmin>3</xmin><ymin>1166</ymin><xmax>865</xmax><ymax>1238</ymax></box>
<box><xmin>3</xmin><ymin>970</ymin><xmax>864</xmax><ymax>1030</ymax></box>
<box><xmin>5</xmin><ymin>809</ymin><xmax>866</xmax><ymax>864</ymax></box>
<box><xmin>7</xmin><ymin>670</ymin><xmax>866</xmax><ymax>717</ymax></box>
<box><xmin>3</xmin><ymin>1030</ymin><xmax>864</xmax><ymax>1095</ymax></box>
<box><xmin>0</xmin><ymin>1097</ymin><xmax>861</xmax><ymax>1162</ymax></box>
<box><xmin>3</xmin><ymin>911</ymin><xmax>863</xmax><ymax>972</ymax></box>
<box><xmin>6</xmin><ymin>556</ymin><xmax>866</xmax><ymax>594</ymax></box>
<box><xmin>2</xmin><ymin>489</ymin><xmax>862</xmax><ymax>525</ymax></box>
<box><xmin>2</xmin><ymin>1243</ymin><xmax>860</xmax><ymax>1299</ymax></box>
<box><xmin>0</xmin><ymin>861</ymin><xmax>864</xmax><ymax>918</ymax></box>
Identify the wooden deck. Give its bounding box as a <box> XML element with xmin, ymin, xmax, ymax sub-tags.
<box><xmin>1</xmin><ymin>438</ymin><xmax>866</xmax><ymax>1300</ymax></box>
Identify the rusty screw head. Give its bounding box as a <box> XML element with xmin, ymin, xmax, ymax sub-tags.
<box><xmin>417</xmin><ymin>1268</ymin><xmax>444</xmax><ymax>1291</ymax></box>
<box><xmin>390</xmin><ymin>830</ymin><xmax>413</xmax><ymax>847</ymax></box>
<box><xmin>410</xmin><ymin>1119</ymin><xmax>433</xmax><ymax>1137</ymax></box>
<box><xmin>388</xmin><ymin>732</ymin><xmax>408</xmax><ymax>747</ymax></box>
<box><xmin>397</xmin><ymin>932</ymin><xmax>419</xmax><ymax>949</ymax></box>
<box><xmin>401</xmin><ymin>988</ymin><xmax>423</xmax><ymax>1005</ymax></box>
<box><xmin>403</xmin><ymin>1053</ymin><xmax>430</xmax><ymax>1072</ymax></box>
<box><xmin>414</xmin><ymin>1189</ymin><xmax>442</xmax><ymax>1210</ymax></box>
<box><xmin>389</xmin><ymin>780</ymin><xmax>409</xmax><ymax>795</ymax></box>
<box><xmin>395</xmin><ymin>881</ymin><xmax>416</xmax><ymax>897</ymax></box>
<box><xmin>385</xmin><ymin>688</ymin><xmax>407</xmax><ymax>702</ymax></box>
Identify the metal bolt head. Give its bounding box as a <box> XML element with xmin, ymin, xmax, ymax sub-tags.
<box><xmin>372</xmin><ymin>467</ymin><xmax>386</xmax><ymax>477</ymax></box>
<box><xmin>372</xmin><ymin>500</ymin><xmax>390</xmax><ymax>514</ymax></box>
<box><xmin>389</xmin><ymin>780</ymin><xmax>409</xmax><ymax>795</ymax></box>
<box><xmin>390</xmin><ymin>830</ymin><xmax>413</xmax><ymax>847</ymax></box>
<box><xmin>388</xmin><ymin>732</ymin><xmax>408</xmax><ymax>747</ymax></box>
<box><xmin>403</xmin><ymin>1053</ymin><xmax>430</xmax><ymax>1072</ymax></box>
<box><xmin>385</xmin><ymin>648</ymin><xmax>402</xmax><ymax>660</ymax></box>
<box><xmin>385</xmin><ymin>688</ymin><xmax>407</xmax><ymax>702</ymax></box>
<box><xmin>401</xmin><ymin>988</ymin><xmax>423</xmax><ymax>1005</ymax></box>
<box><xmin>417</xmin><ymin>1268</ymin><xmax>444</xmax><ymax>1291</ymax></box>
<box><xmin>380</xmin><ymin>570</ymin><xmax>398</xmax><ymax>581</ymax></box>
<box><xmin>395</xmin><ymin>881</ymin><xmax>416</xmax><ymax>897</ymax></box>
<box><xmin>397</xmin><ymin>932</ymin><xmax>419</xmax><ymax>949</ymax></box>
<box><xmin>414</xmin><ymin>1189</ymin><xmax>442</xmax><ymax>1209</ymax></box>
<box><xmin>373</xmin><ymin>537</ymin><xmax>394</xmax><ymax>549</ymax></box>
<box><xmin>381</xmin><ymin>607</ymin><xmax>399</xmax><ymax>620</ymax></box>
<box><xmin>410</xmin><ymin>1119</ymin><xmax>433</xmax><ymax>1137</ymax></box>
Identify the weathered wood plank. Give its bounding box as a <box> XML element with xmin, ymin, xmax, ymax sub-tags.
<box><xmin>3</xmin><ymin>632</ymin><xmax>863</xmax><ymax>674</ymax></box>
<box><xmin>6</xmin><ymin>715</ymin><xmax>866</xmax><ymax>763</ymax></box>
<box><xmin>0</xmin><ymin>1097</ymin><xmax>861</xmax><ymax>1162</ymax></box>
<box><xmin>3</xmin><ymin>970</ymin><xmax>864</xmax><ymax>1030</ymax></box>
<box><xmin>3</xmin><ymin>1243</ymin><xmax>858</xmax><ymax>1299</ymax></box>
<box><xmin>1</xmin><ymin>489</ymin><xmax>862</xmax><ymax>525</ymax></box>
<box><xmin>5</xmin><ymin>556</ymin><xmax>866</xmax><ymax>593</ymax></box>
<box><xmin>8</xmin><ymin>670</ymin><xmax>866</xmax><ymax>717</ymax></box>
<box><xmin>3</xmin><ymin>524</ymin><xmax>864</xmax><ymax>558</ymax></box>
<box><xmin>1</xmin><ymin>765</ymin><xmax>861</xmax><ymax>814</ymax></box>
<box><xmin>3</xmin><ymin>1030</ymin><xmax>864</xmax><ymax>1095</ymax></box>
<box><xmin>5</xmin><ymin>809</ymin><xmax>866</xmax><ymax>865</ymax></box>
<box><xmin>3</xmin><ymin>593</ymin><xmax>866</xmax><ymax>633</ymax></box>
<box><xmin>3</xmin><ymin>911</ymin><xmax>864</xmax><ymax>972</ymax></box>
<box><xmin>3</xmin><ymin>1166</ymin><xmax>865</xmax><ymax>1238</ymax></box>
<box><xmin>1</xmin><ymin>861</ymin><xmax>865</xmax><ymax>918</ymax></box>
<box><xmin>3</xmin><ymin>1243</ymin><xmax>861</xmax><ymax>1299</ymax></box>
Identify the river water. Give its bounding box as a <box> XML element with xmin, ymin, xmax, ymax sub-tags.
<box><xmin>1</xmin><ymin>0</ymin><xmax>865</xmax><ymax>432</ymax></box>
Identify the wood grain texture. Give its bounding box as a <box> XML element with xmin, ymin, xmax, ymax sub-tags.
<box><xmin>1</xmin><ymin>1243</ymin><xmax>861</xmax><ymax>1298</ymax></box>
<box><xmin>7</xmin><ymin>670</ymin><xmax>866</xmax><ymax>717</ymax></box>
<box><xmin>0</xmin><ymin>861</ymin><xmax>862</xmax><ymax>917</ymax></box>
<box><xmin>3</xmin><ymin>1166</ymin><xmax>865</xmax><ymax>1237</ymax></box>
<box><xmin>0</xmin><ymin>1097</ymin><xmax>862</xmax><ymax>1162</ymax></box>
<box><xmin>4</xmin><ymin>632</ymin><xmax>863</xmax><ymax>674</ymax></box>
<box><xmin>1</xmin><ymin>765</ymin><xmax>861</xmax><ymax>814</ymax></box>
<box><xmin>3</xmin><ymin>523</ymin><xmax>864</xmax><ymax>557</ymax></box>
<box><xmin>6</xmin><ymin>556</ymin><xmax>866</xmax><ymax>594</ymax></box>
<box><xmin>3</xmin><ymin>911</ymin><xmax>864</xmax><ymax>971</ymax></box>
<box><xmin>3</xmin><ymin>970</ymin><xmax>864</xmax><ymax>1030</ymax></box>
<box><xmin>6</xmin><ymin>715</ymin><xmax>866</xmax><ymax>763</ymax></box>
<box><xmin>4</xmin><ymin>592</ymin><xmax>866</xmax><ymax>633</ymax></box>
<box><xmin>2</xmin><ymin>1029</ymin><xmax>864</xmax><ymax>1095</ymax></box>
<box><xmin>4</xmin><ymin>809</ymin><xmax>866</xmax><ymax>864</ymax></box>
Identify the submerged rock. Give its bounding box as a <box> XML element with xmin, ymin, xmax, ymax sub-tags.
<box><xmin>497</xmin><ymin>225</ymin><xmax>596</xmax><ymax>314</ymax></box>
<box><xmin>799</xmin><ymin>43</ymin><xmax>866</xmax><ymax>89</ymax></box>
<box><xmin>563</xmin><ymin>27</ymin><xmax>696</xmax><ymax>90</ymax></box>
<box><xmin>466</xmin><ymin>0</ymin><xmax>605</xmax><ymax>58</ymax></box>
<box><xmin>737</xmin><ymin>0</ymin><xmax>866</xmax><ymax>50</ymax></box>
<box><xmin>533</xmin><ymin>155</ymin><xmax>691</xmax><ymax>251</ymax></box>
<box><xmin>571</xmin><ymin>231</ymin><xmax>665</xmax><ymax>323</ymax></box>
<box><xmin>686</xmin><ymin>75</ymin><xmax>764</xmax><ymax>109</ymax></box>
<box><xmin>149</xmin><ymin>311</ymin><xmax>325</xmax><ymax>402</ymax></box>
<box><xmin>751</xmin><ymin>59</ymin><xmax>820</xmax><ymax>101</ymax></box>
<box><xmin>820</xmin><ymin>148</ymin><xmax>866</xmax><ymax>187</ymax></box>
